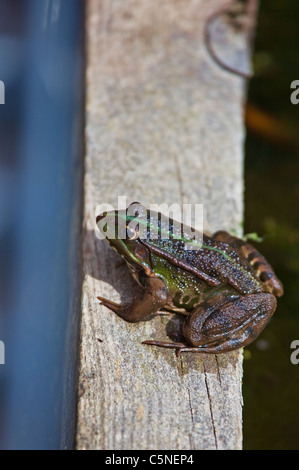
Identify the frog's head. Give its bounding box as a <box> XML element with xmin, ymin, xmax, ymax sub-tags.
<box><xmin>96</xmin><ymin>203</ymin><xmax>153</xmax><ymax>279</ymax></box>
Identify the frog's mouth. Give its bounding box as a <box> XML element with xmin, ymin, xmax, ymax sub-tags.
<box><xmin>106</xmin><ymin>237</ymin><xmax>153</xmax><ymax>277</ymax></box>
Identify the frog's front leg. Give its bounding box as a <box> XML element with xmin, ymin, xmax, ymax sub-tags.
<box><xmin>98</xmin><ymin>276</ymin><xmax>168</xmax><ymax>322</ymax></box>
<box><xmin>144</xmin><ymin>291</ymin><xmax>277</xmax><ymax>354</ymax></box>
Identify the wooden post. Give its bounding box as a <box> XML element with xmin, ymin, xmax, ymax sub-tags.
<box><xmin>77</xmin><ymin>0</ymin><xmax>257</xmax><ymax>450</ymax></box>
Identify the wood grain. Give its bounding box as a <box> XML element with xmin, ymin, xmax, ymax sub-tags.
<box><xmin>76</xmin><ymin>0</ymin><xmax>257</xmax><ymax>450</ymax></box>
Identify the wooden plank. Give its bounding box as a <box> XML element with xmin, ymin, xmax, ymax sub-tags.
<box><xmin>77</xmin><ymin>0</ymin><xmax>257</xmax><ymax>450</ymax></box>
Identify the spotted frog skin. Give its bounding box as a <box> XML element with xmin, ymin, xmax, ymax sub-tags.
<box><xmin>96</xmin><ymin>203</ymin><xmax>283</xmax><ymax>355</ymax></box>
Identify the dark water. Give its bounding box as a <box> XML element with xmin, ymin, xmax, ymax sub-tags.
<box><xmin>243</xmin><ymin>0</ymin><xmax>299</xmax><ymax>450</ymax></box>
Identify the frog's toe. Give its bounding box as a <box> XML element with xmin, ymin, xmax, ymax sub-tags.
<box><xmin>97</xmin><ymin>296</ymin><xmax>124</xmax><ymax>315</ymax></box>
<box><xmin>142</xmin><ymin>338</ymin><xmax>227</xmax><ymax>355</ymax></box>
<box><xmin>142</xmin><ymin>340</ymin><xmax>191</xmax><ymax>357</ymax></box>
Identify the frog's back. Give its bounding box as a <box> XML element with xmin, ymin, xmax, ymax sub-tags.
<box><xmin>146</xmin><ymin>229</ymin><xmax>283</xmax><ymax>297</ymax></box>
<box><xmin>148</xmin><ymin>234</ymin><xmax>260</xmax><ymax>295</ymax></box>
<box><xmin>188</xmin><ymin>232</ymin><xmax>283</xmax><ymax>297</ymax></box>
<box><xmin>183</xmin><ymin>234</ymin><xmax>262</xmax><ymax>295</ymax></box>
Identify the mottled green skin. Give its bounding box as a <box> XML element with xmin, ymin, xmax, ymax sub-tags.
<box><xmin>151</xmin><ymin>253</ymin><xmax>207</xmax><ymax>310</ymax></box>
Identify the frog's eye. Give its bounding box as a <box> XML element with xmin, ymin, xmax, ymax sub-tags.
<box><xmin>134</xmin><ymin>245</ymin><xmax>148</xmax><ymax>260</ymax></box>
<box><xmin>126</xmin><ymin>224</ymin><xmax>139</xmax><ymax>240</ymax></box>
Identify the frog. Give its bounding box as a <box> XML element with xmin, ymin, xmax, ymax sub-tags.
<box><xmin>96</xmin><ymin>202</ymin><xmax>283</xmax><ymax>355</ymax></box>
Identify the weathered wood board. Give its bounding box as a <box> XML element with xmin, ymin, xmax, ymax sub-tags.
<box><xmin>77</xmin><ymin>0</ymin><xmax>257</xmax><ymax>450</ymax></box>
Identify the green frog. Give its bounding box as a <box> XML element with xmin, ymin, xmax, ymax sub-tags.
<box><xmin>96</xmin><ymin>202</ymin><xmax>283</xmax><ymax>355</ymax></box>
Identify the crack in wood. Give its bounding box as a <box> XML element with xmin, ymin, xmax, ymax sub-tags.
<box><xmin>204</xmin><ymin>359</ymin><xmax>218</xmax><ymax>450</ymax></box>
<box><xmin>215</xmin><ymin>355</ymin><xmax>222</xmax><ymax>386</ymax></box>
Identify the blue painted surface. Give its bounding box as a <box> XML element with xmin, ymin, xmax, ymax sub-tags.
<box><xmin>0</xmin><ymin>0</ymin><xmax>84</xmax><ymax>449</ymax></box>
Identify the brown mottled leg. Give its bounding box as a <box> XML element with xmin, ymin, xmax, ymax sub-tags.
<box><xmin>212</xmin><ymin>230</ymin><xmax>283</xmax><ymax>297</ymax></box>
<box><xmin>143</xmin><ymin>291</ymin><xmax>278</xmax><ymax>355</ymax></box>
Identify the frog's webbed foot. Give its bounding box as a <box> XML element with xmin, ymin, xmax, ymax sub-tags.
<box><xmin>97</xmin><ymin>276</ymin><xmax>169</xmax><ymax>323</ymax></box>
<box><xmin>97</xmin><ymin>296</ymin><xmax>127</xmax><ymax>317</ymax></box>
<box><xmin>97</xmin><ymin>295</ymin><xmax>152</xmax><ymax>322</ymax></box>
<box><xmin>142</xmin><ymin>339</ymin><xmax>222</xmax><ymax>356</ymax></box>
<box><xmin>142</xmin><ymin>340</ymin><xmax>196</xmax><ymax>357</ymax></box>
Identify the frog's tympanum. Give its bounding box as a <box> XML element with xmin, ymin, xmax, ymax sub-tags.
<box><xmin>96</xmin><ymin>203</ymin><xmax>283</xmax><ymax>355</ymax></box>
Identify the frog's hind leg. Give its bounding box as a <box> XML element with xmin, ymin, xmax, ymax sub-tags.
<box><xmin>212</xmin><ymin>231</ymin><xmax>283</xmax><ymax>297</ymax></box>
<box><xmin>183</xmin><ymin>291</ymin><xmax>277</xmax><ymax>353</ymax></box>
<box><xmin>144</xmin><ymin>291</ymin><xmax>278</xmax><ymax>355</ymax></box>
<box><xmin>142</xmin><ymin>339</ymin><xmax>222</xmax><ymax>357</ymax></box>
